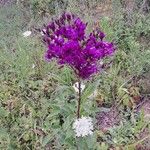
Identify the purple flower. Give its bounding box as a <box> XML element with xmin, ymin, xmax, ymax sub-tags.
<box><xmin>43</xmin><ymin>13</ymin><xmax>115</xmax><ymax>79</ymax></box>
<box><xmin>48</xmin><ymin>22</ymin><xmax>55</xmax><ymax>31</ymax></box>
<box><xmin>66</xmin><ymin>13</ymin><xmax>72</xmax><ymax>21</ymax></box>
<box><xmin>54</xmin><ymin>36</ymin><xmax>64</xmax><ymax>45</ymax></box>
<box><xmin>99</xmin><ymin>32</ymin><xmax>105</xmax><ymax>40</ymax></box>
<box><xmin>61</xmin><ymin>40</ymin><xmax>80</xmax><ymax>63</ymax></box>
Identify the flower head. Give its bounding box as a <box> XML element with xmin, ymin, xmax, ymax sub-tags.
<box><xmin>72</xmin><ymin>116</ymin><xmax>93</xmax><ymax>137</ymax></box>
<box><xmin>43</xmin><ymin>13</ymin><xmax>115</xmax><ymax>79</ymax></box>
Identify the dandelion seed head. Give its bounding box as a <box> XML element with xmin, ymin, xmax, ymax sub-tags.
<box><xmin>23</xmin><ymin>31</ymin><xmax>32</xmax><ymax>37</ymax></box>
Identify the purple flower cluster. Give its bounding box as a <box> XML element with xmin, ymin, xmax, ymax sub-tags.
<box><xmin>43</xmin><ymin>13</ymin><xmax>115</xmax><ymax>79</ymax></box>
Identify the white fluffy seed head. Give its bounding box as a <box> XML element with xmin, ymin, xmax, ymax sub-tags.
<box><xmin>32</xmin><ymin>64</ymin><xmax>35</xmax><ymax>69</ymax></box>
<box><xmin>23</xmin><ymin>31</ymin><xmax>32</xmax><ymax>37</ymax></box>
<box><xmin>72</xmin><ymin>116</ymin><xmax>93</xmax><ymax>137</ymax></box>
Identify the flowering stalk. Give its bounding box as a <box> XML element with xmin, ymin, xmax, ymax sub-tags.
<box><xmin>77</xmin><ymin>80</ymin><xmax>81</xmax><ymax>118</ymax></box>
<box><xmin>43</xmin><ymin>12</ymin><xmax>116</xmax><ymax>137</ymax></box>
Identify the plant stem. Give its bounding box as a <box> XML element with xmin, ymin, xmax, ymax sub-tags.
<box><xmin>77</xmin><ymin>80</ymin><xmax>81</xmax><ymax>118</ymax></box>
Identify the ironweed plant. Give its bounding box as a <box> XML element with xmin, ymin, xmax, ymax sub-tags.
<box><xmin>1</xmin><ymin>1</ymin><xmax>150</xmax><ymax>149</ymax></box>
<box><xmin>43</xmin><ymin>12</ymin><xmax>115</xmax><ymax>140</ymax></box>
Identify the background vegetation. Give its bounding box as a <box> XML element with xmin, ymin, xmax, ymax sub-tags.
<box><xmin>0</xmin><ymin>0</ymin><xmax>150</xmax><ymax>149</ymax></box>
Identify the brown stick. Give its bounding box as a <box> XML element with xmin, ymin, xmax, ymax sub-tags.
<box><xmin>77</xmin><ymin>81</ymin><xmax>81</xmax><ymax>118</ymax></box>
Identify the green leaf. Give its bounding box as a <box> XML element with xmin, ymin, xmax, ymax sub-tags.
<box><xmin>63</xmin><ymin>116</ymin><xmax>73</xmax><ymax>131</ymax></box>
<box><xmin>0</xmin><ymin>107</ymin><xmax>9</xmax><ymax>118</ymax></box>
<box><xmin>82</xmin><ymin>80</ymin><xmax>100</xmax><ymax>101</ymax></box>
<box><xmin>42</xmin><ymin>134</ymin><xmax>53</xmax><ymax>147</ymax></box>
